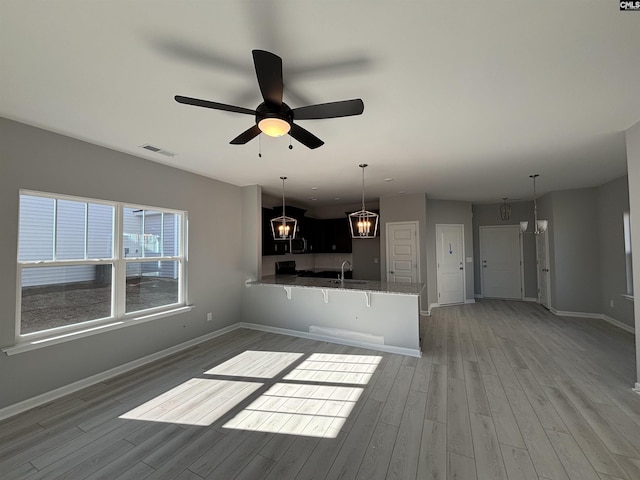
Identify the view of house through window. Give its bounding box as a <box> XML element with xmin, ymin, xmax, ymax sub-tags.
<box><xmin>17</xmin><ymin>191</ymin><xmax>186</xmax><ymax>336</ymax></box>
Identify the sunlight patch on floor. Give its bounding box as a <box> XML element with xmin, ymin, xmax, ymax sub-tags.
<box><xmin>222</xmin><ymin>382</ymin><xmax>363</xmax><ymax>438</ymax></box>
<box><xmin>204</xmin><ymin>350</ymin><xmax>304</xmax><ymax>378</ymax></box>
<box><xmin>222</xmin><ymin>353</ymin><xmax>381</xmax><ymax>438</ymax></box>
<box><xmin>283</xmin><ymin>353</ymin><xmax>382</xmax><ymax>384</ymax></box>
<box><xmin>119</xmin><ymin>378</ymin><xmax>261</xmax><ymax>426</ymax></box>
<box><xmin>120</xmin><ymin>352</ymin><xmax>381</xmax><ymax>434</ymax></box>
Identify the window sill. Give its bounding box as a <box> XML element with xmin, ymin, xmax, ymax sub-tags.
<box><xmin>620</xmin><ymin>294</ymin><xmax>634</xmax><ymax>302</ymax></box>
<box><xmin>3</xmin><ymin>305</ymin><xmax>194</xmax><ymax>356</ymax></box>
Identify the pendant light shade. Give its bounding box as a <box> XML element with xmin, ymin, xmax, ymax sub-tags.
<box><xmin>270</xmin><ymin>176</ymin><xmax>297</xmax><ymax>241</ymax></box>
<box><xmin>349</xmin><ymin>164</ymin><xmax>379</xmax><ymax>238</ymax></box>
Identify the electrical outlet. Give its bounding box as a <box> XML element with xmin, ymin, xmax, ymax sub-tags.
<box><xmin>206</xmin><ymin>312</ymin><xmax>212</xmax><ymax>321</ymax></box>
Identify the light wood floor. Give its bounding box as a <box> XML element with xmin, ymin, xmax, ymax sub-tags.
<box><xmin>2</xmin><ymin>300</ymin><xmax>640</xmax><ymax>480</ymax></box>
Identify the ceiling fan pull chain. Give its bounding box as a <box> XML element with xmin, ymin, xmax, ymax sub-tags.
<box><xmin>258</xmin><ymin>134</ymin><xmax>262</xmax><ymax>158</ymax></box>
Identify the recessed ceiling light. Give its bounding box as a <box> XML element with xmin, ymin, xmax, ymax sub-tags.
<box><xmin>334</xmin><ymin>197</ymin><xmax>341</xmax><ymax>201</ymax></box>
<box><xmin>311</xmin><ymin>186</ymin><xmax>319</xmax><ymax>191</ymax></box>
<box><xmin>384</xmin><ymin>178</ymin><xmax>394</xmax><ymax>182</ymax></box>
<box><xmin>397</xmin><ymin>191</ymin><xmax>405</xmax><ymax>195</ymax></box>
<box><xmin>309</xmin><ymin>197</ymin><xmax>318</xmax><ymax>201</ymax></box>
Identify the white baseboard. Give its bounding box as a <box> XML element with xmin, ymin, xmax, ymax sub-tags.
<box><xmin>474</xmin><ymin>294</ymin><xmax>483</xmax><ymax>299</ymax></box>
<box><xmin>237</xmin><ymin>322</ymin><xmax>421</xmax><ymax>358</ymax></box>
<box><xmin>602</xmin><ymin>315</ymin><xmax>635</xmax><ymax>334</ymax></box>
<box><xmin>550</xmin><ymin>308</ymin><xmax>602</xmax><ymax>319</ymax></box>
<box><xmin>634</xmin><ymin>383</ymin><xmax>640</xmax><ymax>395</ymax></box>
<box><xmin>550</xmin><ymin>308</ymin><xmax>635</xmax><ymax>334</ymax></box>
<box><xmin>464</xmin><ymin>299</ymin><xmax>476</xmax><ymax>304</ymax></box>
<box><xmin>524</xmin><ymin>297</ymin><xmax>537</xmax><ymax>302</ymax></box>
<box><xmin>0</xmin><ymin>324</ymin><xmax>241</xmax><ymax>422</ymax></box>
<box><xmin>420</xmin><ymin>309</ymin><xmax>431</xmax><ymax>317</ymax></box>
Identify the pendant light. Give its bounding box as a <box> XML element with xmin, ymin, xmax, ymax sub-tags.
<box><xmin>348</xmin><ymin>164</ymin><xmax>379</xmax><ymax>238</ymax></box>
<box><xmin>270</xmin><ymin>176</ymin><xmax>297</xmax><ymax>241</ymax></box>
<box><xmin>520</xmin><ymin>174</ymin><xmax>548</xmax><ymax>235</ymax></box>
<box><xmin>499</xmin><ymin>197</ymin><xmax>511</xmax><ymax>221</ymax></box>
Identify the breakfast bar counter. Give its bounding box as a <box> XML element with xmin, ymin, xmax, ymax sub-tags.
<box><xmin>244</xmin><ymin>276</ymin><xmax>425</xmax><ymax>357</ymax></box>
<box><xmin>249</xmin><ymin>275</ymin><xmax>425</xmax><ymax>296</ymax></box>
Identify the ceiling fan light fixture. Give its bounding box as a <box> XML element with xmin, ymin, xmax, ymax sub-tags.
<box><xmin>258</xmin><ymin>117</ymin><xmax>291</xmax><ymax>137</ymax></box>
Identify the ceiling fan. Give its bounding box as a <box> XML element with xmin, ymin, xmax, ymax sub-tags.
<box><xmin>175</xmin><ymin>50</ymin><xmax>364</xmax><ymax>149</ymax></box>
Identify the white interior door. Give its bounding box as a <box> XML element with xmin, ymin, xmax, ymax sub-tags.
<box><xmin>536</xmin><ymin>231</ymin><xmax>551</xmax><ymax>309</ymax></box>
<box><xmin>480</xmin><ymin>226</ymin><xmax>522</xmax><ymax>299</ymax></box>
<box><xmin>436</xmin><ymin>224</ymin><xmax>465</xmax><ymax>305</ymax></box>
<box><xmin>386</xmin><ymin>222</ymin><xmax>419</xmax><ymax>283</ymax></box>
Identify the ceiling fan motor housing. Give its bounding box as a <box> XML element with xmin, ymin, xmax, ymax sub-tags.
<box><xmin>256</xmin><ymin>102</ymin><xmax>293</xmax><ymax>126</ymax></box>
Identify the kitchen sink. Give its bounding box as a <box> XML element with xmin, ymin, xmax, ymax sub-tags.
<box><xmin>323</xmin><ymin>279</ymin><xmax>368</xmax><ymax>285</ymax></box>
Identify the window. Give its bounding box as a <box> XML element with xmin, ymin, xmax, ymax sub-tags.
<box><xmin>623</xmin><ymin>211</ymin><xmax>633</xmax><ymax>296</ymax></box>
<box><xmin>17</xmin><ymin>190</ymin><xmax>187</xmax><ymax>338</ymax></box>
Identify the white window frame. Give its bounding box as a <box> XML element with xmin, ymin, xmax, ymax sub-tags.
<box><xmin>15</xmin><ymin>190</ymin><xmax>188</xmax><ymax>344</ymax></box>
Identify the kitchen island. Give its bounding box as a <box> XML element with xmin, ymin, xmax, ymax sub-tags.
<box><xmin>244</xmin><ymin>275</ymin><xmax>425</xmax><ymax>357</ymax></box>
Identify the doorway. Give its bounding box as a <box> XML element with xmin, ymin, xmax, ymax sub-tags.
<box><xmin>436</xmin><ymin>224</ymin><xmax>465</xmax><ymax>305</ymax></box>
<box><xmin>386</xmin><ymin>222</ymin><xmax>419</xmax><ymax>283</ymax></box>
<box><xmin>480</xmin><ymin>225</ymin><xmax>523</xmax><ymax>300</ymax></box>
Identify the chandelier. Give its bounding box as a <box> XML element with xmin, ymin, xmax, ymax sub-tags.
<box><xmin>348</xmin><ymin>164</ymin><xmax>379</xmax><ymax>238</ymax></box>
<box><xmin>520</xmin><ymin>174</ymin><xmax>548</xmax><ymax>235</ymax></box>
<box><xmin>270</xmin><ymin>176</ymin><xmax>297</xmax><ymax>241</ymax></box>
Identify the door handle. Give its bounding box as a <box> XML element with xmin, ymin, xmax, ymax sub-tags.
<box><xmin>390</xmin><ymin>271</ymin><xmax>394</xmax><ymax>274</ymax></box>
<box><xmin>459</xmin><ymin>267</ymin><xmax>463</xmax><ymax>270</ymax></box>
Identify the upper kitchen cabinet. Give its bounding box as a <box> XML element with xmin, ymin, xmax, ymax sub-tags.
<box><xmin>261</xmin><ymin>208</ymin><xmax>352</xmax><ymax>255</ymax></box>
<box><xmin>317</xmin><ymin>217</ymin><xmax>352</xmax><ymax>253</ymax></box>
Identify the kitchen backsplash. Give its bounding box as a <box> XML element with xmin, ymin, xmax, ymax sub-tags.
<box><xmin>262</xmin><ymin>253</ymin><xmax>353</xmax><ymax>276</ymax></box>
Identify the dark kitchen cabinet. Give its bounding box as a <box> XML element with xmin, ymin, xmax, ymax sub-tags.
<box><xmin>261</xmin><ymin>208</ymin><xmax>352</xmax><ymax>255</ymax></box>
<box><xmin>317</xmin><ymin>217</ymin><xmax>352</xmax><ymax>253</ymax></box>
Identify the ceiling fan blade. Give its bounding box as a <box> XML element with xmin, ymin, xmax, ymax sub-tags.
<box><xmin>289</xmin><ymin>123</ymin><xmax>324</xmax><ymax>149</ymax></box>
<box><xmin>252</xmin><ymin>50</ymin><xmax>283</xmax><ymax>106</ymax></box>
<box><xmin>175</xmin><ymin>95</ymin><xmax>256</xmax><ymax>115</ymax></box>
<box><xmin>230</xmin><ymin>125</ymin><xmax>261</xmax><ymax>145</ymax></box>
<box><xmin>292</xmin><ymin>99</ymin><xmax>364</xmax><ymax>120</ymax></box>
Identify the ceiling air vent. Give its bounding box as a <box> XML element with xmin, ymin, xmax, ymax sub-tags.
<box><xmin>140</xmin><ymin>144</ymin><xmax>176</xmax><ymax>157</ymax></box>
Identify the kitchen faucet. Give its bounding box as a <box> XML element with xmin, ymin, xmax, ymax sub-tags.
<box><xmin>340</xmin><ymin>260</ymin><xmax>351</xmax><ymax>282</ymax></box>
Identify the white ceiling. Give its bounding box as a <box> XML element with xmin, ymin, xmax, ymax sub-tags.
<box><xmin>1</xmin><ymin>1</ymin><xmax>639</xmax><ymax>207</ymax></box>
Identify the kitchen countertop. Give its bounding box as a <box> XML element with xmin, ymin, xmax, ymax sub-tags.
<box><xmin>249</xmin><ymin>275</ymin><xmax>425</xmax><ymax>296</ymax></box>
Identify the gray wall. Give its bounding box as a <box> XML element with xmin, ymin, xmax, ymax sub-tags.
<box><xmin>546</xmin><ymin>188</ymin><xmax>601</xmax><ymax>313</ymax></box>
<box><xmin>352</xmin><ymin>237</ymin><xmax>381</xmax><ymax>281</ymax></box>
<box><xmin>472</xmin><ymin>201</ymin><xmax>537</xmax><ymax>299</ymax></box>
<box><xmin>596</xmin><ymin>176</ymin><xmax>634</xmax><ymax>328</ymax></box>
<box><xmin>0</xmin><ymin>118</ymin><xmax>247</xmax><ymax>409</ymax></box>
<box><xmin>242</xmin><ymin>185</ymin><xmax>262</xmax><ymax>282</ymax></box>
<box><xmin>425</xmin><ymin>199</ymin><xmax>474</xmax><ymax>308</ymax></box>
<box><xmin>379</xmin><ymin>194</ymin><xmax>428</xmax><ymax>308</ymax></box>
<box><xmin>624</xmin><ymin>119</ymin><xmax>640</xmax><ymax>389</ymax></box>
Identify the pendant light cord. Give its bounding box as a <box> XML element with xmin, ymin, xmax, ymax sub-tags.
<box><xmin>281</xmin><ymin>176</ymin><xmax>286</xmax><ymax>221</ymax></box>
<box><xmin>359</xmin><ymin>163</ymin><xmax>367</xmax><ymax>211</ymax></box>
<box><xmin>531</xmin><ymin>174</ymin><xmax>539</xmax><ymax>234</ymax></box>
